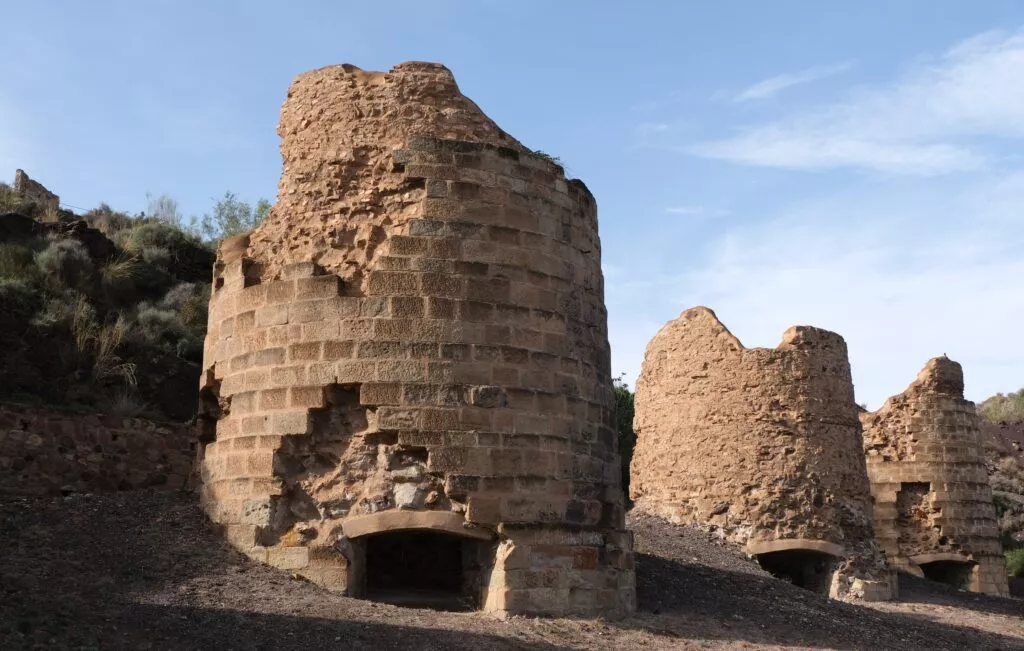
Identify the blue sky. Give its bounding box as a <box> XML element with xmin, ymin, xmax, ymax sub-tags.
<box><xmin>2</xmin><ymin>1</ymin><xmax>1023</xmax><ymax>407</ymax></box>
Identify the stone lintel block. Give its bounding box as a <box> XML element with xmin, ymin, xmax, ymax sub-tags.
<box><xmin>281</xmin><ymin>261</ymin><xmax>325</xmax><ymax>279</ymax></box>
<box><xmin>336</xmin><ymin>360</ymin><xmax>377</xmax><ymax>383</ymax></box>
<box><xmin>290</xmin><ymin>386</ymin><xmax>326</xmax><ymax>409</ymax></box>
<box><xmin>467</xmin><ymin>495</ymin><xmax>501</xmax><ymax>525</ymax></box>
<box><xmin>266</xmin><ymin>410</ymin><xmax>313</xmax><ymax>436</ymax></box>
<box><xmin>223</xmin><ymin>524</ymin><xmax>259</xmax><ymax>550</ymax></box>
<box><xmin>267</xmin><ymin>545</ymin><xmax>310</xmax><ymax>571</ymax></box>
<box><xmin>405</xmin><ymin>163</ymin><xmax>459</xmax><ymax>180</ymax></box>
<box><xmin>367</xmin><ymin>271</ymin><xmax>419</xmax><ymax>296</ymax></box>
<box><xmin>301</xmin><ymin>568</ymin><xmax>348</xmax><ymax>591</ymax></box>
<box><xmin>290</xmin><ymin>297</ymin><xmax>359</xmax><ymax>323</ymax></box>
<box><xmin>296</xmin><ymin>274</ymin><xmax>342</xmax><ymax>300</ymax></box>
<box><xmin>266</xmin><ymin>280</ymin><xmax>297</xmax><ymax>304</ymax></box>
<box><xmin>256</xmin><ymin>304</ymin><xmax>288</xmax><ymax>327</ymax></box>
<box><xmin>359</xmin><ymin>382</ymin><xmax>402</xmax><ymax>406</ymax></box>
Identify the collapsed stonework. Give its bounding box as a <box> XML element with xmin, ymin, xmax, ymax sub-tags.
<box><xmin>861</xmin><ymin>357</ymin><xmax>1008</xmax><ymax>596</ymax></box>
<box><xmin>13</xmin><ymin>169</ymin><xmax>60</xmax><ymax>213</ymax></box>
<box><xmin>197</xmin><ymin>62</ymin><xmax>635</xmax><ymax>617</ymax></box>
<box><xmin>630</xmin><ymin>307</ymin><xmax>894</xmax><ymax>601</ymax></box>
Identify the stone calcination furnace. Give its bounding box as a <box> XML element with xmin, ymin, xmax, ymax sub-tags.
<box><xmin>861</xmin><ymin>357</ymin><xmax>1008</xmax><ymax>596</ymax></box>
<box><xmin>630</xmin><ymin>307</ymin><xmax>894</xmax><ymax>600</ymax></box>
<box><xmin>196</xmin><ymin>62</ymin><xmax>635</xmax><ymax>617</ymax></box>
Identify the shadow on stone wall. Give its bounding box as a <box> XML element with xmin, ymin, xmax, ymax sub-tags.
<box><xmin>0</xmin><ymin>404</ymin><xmax>195</xmax><ymax>496</ymax></box>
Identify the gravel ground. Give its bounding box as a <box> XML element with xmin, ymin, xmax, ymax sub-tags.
<box><xmin>0</xmin><ymin>490</ymin><xmax>1021</xmax><ymax>650</ymax></box>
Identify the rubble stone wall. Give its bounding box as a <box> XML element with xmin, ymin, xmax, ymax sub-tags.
<box><xmin>14</xmin><ymin>169</ymin><xmax>59</xmax><ymax>212</ymax></box>
<box><xmin>0</xmin><ymin>404</ymin><xmax>195</xmax><ymax>496</ymax></box>
<box><xmin>631</xmin><ymin>307</ymin><xmax>893</xmax><ymax>601</ymax></box>
<box><xmin>197</xmin><ymin>62</ymin><xmax>634</xmax><ymax>618</ymax></box>
<box><xmin>861</xmin><ymin>357</ymin><xmax>1009</xmax><ymax>596</ymax></box>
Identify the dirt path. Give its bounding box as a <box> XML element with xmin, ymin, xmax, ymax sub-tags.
<box><xmin>1</xmin><ymin>491</ymin><xmax>1021</xmax><ymax>650</ymax></box>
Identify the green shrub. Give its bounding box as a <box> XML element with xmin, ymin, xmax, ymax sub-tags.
<box><xmin>34</xmin><ymin>238</ymin><xmax>94</xmax><ymax>290</ymax></box>
<box><xmin>0</xmin><ymin>278</ymin><xmax>42</xmax><ymax>326</ymax></box>
<box><xmin>102</xmin><ymin>387</ymin><xmax>148</xmax><ymax>418</ymax></box>
<box><xmin>115</xmin><ymin>220</ymin><xmax>203</xmax><ymax>258</ymax></box>
<box><xmin>145</xmin><ymin>193</ymin><xmax>184</xmax><ymax>228</ymax></box>
<box><xmin>1007</xmin><ymin>549</ymin><xmax>1024</xmax><ymax>577</ymax></box>
<box><xmin>31</xmin><ymin>292</ymin><xmax>96</xmax><ymax>333</ymax></box>
<box><xmin>980</xmin><ymin>389</ymin><xmax>1024</xmax><ymax>423</ymax></box>
<box><xmin>0</xmin><ymin>183</ymin><xmax>20</xmax><ymax>212</ymax></box>
<box><xmin>197</xmin><ymin>191</ymin><xmax>271</xmax><ymax>242</ymax></box>
<box><xmin>613</xmin><ymin>373</ymin><xmax>636</xmax><ymax>497</ymax></box>
<box><xmin>0</xmin><ymin>242</ymin><xmax>40</xmax><ymax>281</ymax></box>
<box><xmin>91</xmin><ymin>316</ymin><xmax>136</xmax><ymax>386</ymax></box>
<box><xmin>160</xmin><ymin>282</ymin><xmax>209</xmax><ymax>329</ymax></box>
<box><xmin>141</xmin><ymin>245</ymin><xmax>172</xmax><ymax>268</ymax></box>
<box><xmin>132</xmin><ymin>303</ymin><xmax>187</xmax><ymax>346</ymax></box>
<box><xmin>83</xmin><ymin>203</ymin><xmax>135</xmax><ymax>235</ymax></box>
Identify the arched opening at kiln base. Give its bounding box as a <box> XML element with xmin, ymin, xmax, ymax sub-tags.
<box><xmin>755</xmin><ymin>550</ymin><xmax>838</xmax><ymax>595</ymax></box>
<box><xmin>362</xmin><ymin>530</ymin><xmax>489</xmax><ymax>612</ymax></box>
<box><xmin>919</xmin><ymin>559</ymin><xmax>973</xmax><ymax>590</ymax></box>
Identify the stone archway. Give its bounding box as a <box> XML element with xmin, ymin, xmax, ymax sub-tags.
<box><xmin>342</xmin><ymin>511</ymin><xmax>497</xmax><ymax>611</ymax></box>
<box><xmin>748</xmin><ymin>540</ymin><xmax>846</xmax><ymax>596</ymax></box>
<box><xmin>910</xmin><ymin>553</ymin><xmax>976</xmax><ymax>590</ymax></box>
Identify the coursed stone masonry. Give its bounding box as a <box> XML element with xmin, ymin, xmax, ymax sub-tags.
<box><xmin>197</xmin><ymin>62</ymin><xmax>635</xmax><ymax>617</ymax></box>
<box><xmin>861</xmin><ymin>357</ymin><xmax>1008</xmax><ymax>596</ymax></box>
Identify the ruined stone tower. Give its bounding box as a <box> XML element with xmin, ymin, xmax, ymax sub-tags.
<box><xmin>197</xmin><ymin>62</ymin><xmax>635</xmax><ymax>617</ymax></box>
<box><xmin>630</xmin><ymin>307</ymin><xmax>894</xmax><ymax>601</ymax></box>
<box><xmin>861</xmin><ymin>357</ymin><xmax>1008</xmax><ymax>596</ymax></box>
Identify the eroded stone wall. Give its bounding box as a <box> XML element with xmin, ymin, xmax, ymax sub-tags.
<box><xmin>631</xmin><ymin>307</ymin><xmax>893</xmax><ymax>601</ymax></box>
<box><xmin>0</xmin><ymin>404</ymin><xmax>195</xmax><ymax>496</ymax></box>
<box><xmin>13</xmin><ymin>169</ymin><xmax>59</xmax><ymax>213</ymax></box>
<box><xmin>861</xmin><ymin>357</ymin><xmax>1008</xmax><ymax>596</ymax></box>
<box><xmin>197</xmin><ymin>62</ymin><xmax>634</xmax><ymax>617</ymax></box>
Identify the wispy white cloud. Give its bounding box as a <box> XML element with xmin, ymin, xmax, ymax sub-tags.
<box><xmin>689</xmin><ymin>29</ymin><xmax>1024</xmax><ymax>174</ymax></box>
<box><xmin>665</xmin><ymin>206</ymin><xmax>730</xmax><ymax>217</ymax></box>
<box><xmin>609</xmin><ymin>171</ymin><xmax>1024</xmax><ymax>408</ymax></box>
<box><xmin>734</xmin><ymin>61</ymin><xmax>855</xmax><ymax>102</ymax></box>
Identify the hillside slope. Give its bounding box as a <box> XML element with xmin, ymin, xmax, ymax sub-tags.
<box><xmin>0</xmin><ymin>203</ymin><xmax>212</xmax><ymax>421</ymax></box>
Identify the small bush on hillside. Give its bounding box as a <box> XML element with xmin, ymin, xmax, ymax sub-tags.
<box><xmin>1007</xmin><ymin>549</ymin><xmax>1024</xmax><ymax>577</ymax></box>
<box><xmin>141</xmin><ymin>245</ymin><xmax>172</xmax><ymax>268</ymax></box>
<box><xmin>980</xmin><ymin>389</ymin><xmax>1024</xmax><ymax>423</ymax></box>
<box><xmin>0</xmin><ymin>182</ymin><xmax>22</xmax><ymax>212</ymax></box>
<box><xmin>115</xmin><ymin>220</ymin><xmax>202</xmax><ymax>260</ymax></box>
<box><xmin>145</xmin><ymin>193</ymin><xmax>184</xmax><ymax>228</ymax></box>
<box><xmin>128</xmin><ymin>283</ymin><xmax>208</xmax><ymax>361</ymax></box>
<box><xmin>35</xmin><ymin>238</ymin><xmax>94</xmax><ymax>290</ymax></box>
<box><xmin>0</xmin><ymin>242</ymin><xmax>42</xmax><ymax>281</ymax></box>
<box><xmin>160</xmin><ymin>282</ymin><xmax>209</xmax><ymax>328</ymax></box>
<box><xmin>98</xmin><ymin>255</ymin><xmax>141</xmax><ymax>305</ymax></box>
<box><xmin>102</xmin><ymin>387</ymin><xmax>148</xmax><ymax>418</ymax></box>
<box><xmin>83</xmin><ymin>203</ymin><xmax>135</xmax><ymax>235</ymax></box>
<box><xmin>133</xmin><ymin>303</ymin><xmax>188</xmax><ymax>346</ymax></box>
<box><xmin>31</xmin><ymin>292</ymin><xmax>96</xmax><ymax>333</ymax></box>
<box><xmin>0</xmin><ymin>278</ymin><xmax>42</xmax><ymax>325</ymax></box>
<box><xmin>992</xmin><ymin>457</ymin><xmax>1024</xmax><ymax>494</ymax></box>
<box><xmin>198</xmin><ymin>191</ymin><xmax>271</xmax><ymax>242</ymax></box>
<box><xmin>0</xmin><ymin>193</ymin><xmax>225</xmax><ymax>419</ymax></box>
